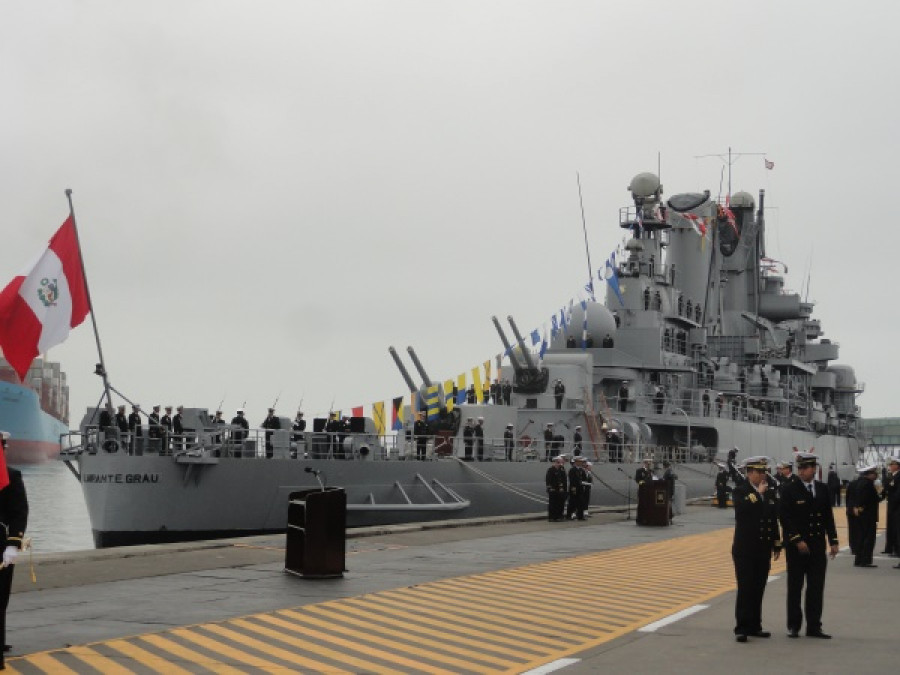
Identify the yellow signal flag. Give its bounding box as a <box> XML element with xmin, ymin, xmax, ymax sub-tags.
<box><xmin>444</xmin><ymin>379</ymin><xmax>455</xmax><ymax>412</ymax></box>
<box><xmin>484</xmin><ymin>359</ymin><xmax>491</xmax><ymax>384</ymax></box>
<box><xmin>425</xmin><ymin>384</ymin><xmax>440</xmax><ymax>420</ymax></box>
<box><xmin>471</xmin><ymin>366</ymin><xmax>483</xmax><ymax>403</ymax></box>
<box><xmin>457</xmin><ymin>372</ymin><xmax>466</xmax><ymax>399</ymax></box>
<box><xmin>373</xmin><ymin>401</ymin><xmax>386</xmax><ymax>436</ymax></box>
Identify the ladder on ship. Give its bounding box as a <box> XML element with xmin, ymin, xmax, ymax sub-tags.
<box><xmin>583</xmin><ymin>388</ymin><xmax>612</xmax><ymax>460</ymax></box>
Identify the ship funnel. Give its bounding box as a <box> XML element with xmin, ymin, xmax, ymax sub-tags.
<box><xmin>492</xmin><ymin>316</ymin><xmax>523</xmax><ymax>374</ymax></box>
<box><xmin>506</xmin><ymin>316</ymin><xmax>537</xmax><ymax>371</ymax></box>
<box><xmin>388</xmin><ymin>346</ymin><xmax>417</xmax><ymax>393</ymax></box>
<box><xmin>406</xmin><ymin>347</ymin><xmax>433</xmax><ymax>388</ymax></box>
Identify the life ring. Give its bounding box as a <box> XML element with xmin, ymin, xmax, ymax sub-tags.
<box><xmin>519</xmin><ymin>434</ymin><xmax>532</xmax><ymax>448</ymax></box>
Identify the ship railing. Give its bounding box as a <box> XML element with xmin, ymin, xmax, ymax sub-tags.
<box><xmin>614</xmin><ymin>391</ymin><xmax>805</xmax><ymax>429</ymax></box>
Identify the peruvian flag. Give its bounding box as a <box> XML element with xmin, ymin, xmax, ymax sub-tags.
<box><xmin>0</xmin><ymin>216</ymin><xmax>90</xmax><ymax>381</ymax></box>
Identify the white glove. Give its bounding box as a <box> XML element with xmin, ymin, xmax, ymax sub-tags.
<box><xmin>3</xmin><ymin>546</ymin><xmax>18</xmax><ymax>566</ymax></box>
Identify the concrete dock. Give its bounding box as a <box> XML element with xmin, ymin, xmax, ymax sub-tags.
<box><xmin>6</xmin><ymin>505</ymin><xmax>896</xmax><ymax>673</ymax></box>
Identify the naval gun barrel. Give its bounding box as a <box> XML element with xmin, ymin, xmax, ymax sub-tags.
<box><xmin>406</xmin><ymin>347</ymin><xmax>433</xmax><ymax>388</ymax></box>
<box><xmin>388</xmin><ymin>346</ymin><xmax>418</xmax><ymax>393</ymax></box>
<box><xmin>506</xmin><ymin>316</ymin><xmax>538</xmax><ymax>371</ymax></box>
<box><xmin>492</xmin><ymin>316</ymin><xmax>523</xmax><ymax>373</ymax></box>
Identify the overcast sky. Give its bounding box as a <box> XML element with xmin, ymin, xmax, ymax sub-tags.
<box><xmin>2</xmin><ymin>0</ymin><xmax>898</xmax><ymax>427</ymax></box>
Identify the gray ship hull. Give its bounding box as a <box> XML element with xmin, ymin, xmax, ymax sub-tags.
<box><xmin>72</xmin><ymin>414</ymin><xmax>857</xmax><ymax>548</ymax></box>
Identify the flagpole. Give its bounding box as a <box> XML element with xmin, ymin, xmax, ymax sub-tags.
<box><xmin>64</xmin><ymin>189</ymin><xmax>115</xmax><ymax>415</ymax></box>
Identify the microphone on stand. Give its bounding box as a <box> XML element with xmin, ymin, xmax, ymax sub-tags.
<box><xmin>304</xmin><ymin>466</ymin><xmax>325</xmax><ymax>490</ymax></box>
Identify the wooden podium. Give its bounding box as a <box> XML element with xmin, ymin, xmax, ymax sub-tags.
<box><xmin>636</xmin><ymin>480</ymin><xmax>670</xmax><ymax>526</ymax></box>
<box><xmin>285</xmin><ymin>487</ymin><xmax>346</xmax><ymax>578</ymax></box>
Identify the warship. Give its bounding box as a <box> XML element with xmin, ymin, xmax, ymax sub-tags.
<box><xmin>60</xmin><ymin>172</ymin><xmax>864</xmax><ymax>548</ymax></box>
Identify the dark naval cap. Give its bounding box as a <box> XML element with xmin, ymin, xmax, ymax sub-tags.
<box><xmin>794</xmin><ymin>452</ymin><xmax>819</xmax><ymax>468</ymax></box>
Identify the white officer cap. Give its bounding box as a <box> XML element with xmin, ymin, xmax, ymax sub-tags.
<box><xmin>795</xmin><ymin>452</ymin><xmax>818</xmax><ymax>468</ymax></box>
<box><xmin>0</xmin><ymin>431</ymin><xmax>9</xmax><ymax>442</ymax></box>
<box><xmin>888</xmin><ymin>456</ymin><xmax>900</xmax><ymax>466</ymax></box>
<box><xmin>858</xmin><ymin>464</ymin><xmax>878</xmax><ymax>474</ymax></box>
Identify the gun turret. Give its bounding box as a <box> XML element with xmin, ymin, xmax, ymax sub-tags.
<box><xmin>506</xmin><ymin>316</ymin><xmax>538</xmax><ymax>371</ymax></box>
<box><xmin>492</xmin><ymin>316</ymin><xmax>523</xmax><ymax>374</ymax></box>
<box><xmin>388</xmin><ymin>346</ymin><xmax>417</xmax><ymax>393</ymax></box>
<box><xmin>406</xmin><ymin>347</ymin><xmax>434</xmax><ymax>388</ymax></box>
<box><xmin>505</xmin><ymin>316</ymin><xmax>549</xmax><ymax>394</ymax></box>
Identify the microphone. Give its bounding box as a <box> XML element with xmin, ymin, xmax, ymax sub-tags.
<box><xmin>304</xmin><ymin>467</ymin><xmax>320</xmax><ymax>476</ymax></box>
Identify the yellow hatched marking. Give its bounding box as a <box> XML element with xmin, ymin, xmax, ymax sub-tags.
<box><xmin>230</xmin><ymin>617</ymin><xmax>411</xmax><ymax>674</ymax></box>
<box><xmin>138</xmin><ymin>634</ymin><xmax>246</xmax><ymax>674</ymax></box>
<box><xmin>201</xmin><ymin>623</ymin><xmax>355</xmax><ymax>673</ymax></box>
<box><xmin>10</xmin><ymin>652</ymin><xmax>79</xmax><ymax>674</ymax></box>
<box><xmin>255</xmin><ymin>613</ymin><xmax>493</xmax><ymax>672</ymax></box>
<box><xmin>105</xmin><ymin>639</ymin><xmax>192</xmax><ymax>674</ymax></box>
<box><xmin>342</xmin><ymin>594</ymin><xmax>570</xmax><ymax>645</ymax></box>
<box><xmin>172</xmin><ymin>626</ymin><xmax>333</xmax><ymax>672</ymax></box>
<box><xmin>372</xmin><ymin>588</ymin><xmax>601</xmax><ymax>637</ymax></box>
<box><xmin>67</xmin><ymin>646</ymin><xmax>136</xmax><ymax>674</ymax></box>
<box><xmin>293</xmin><ymin>604</ymin><xmax>551</xmax><ymax>659</ymax></box>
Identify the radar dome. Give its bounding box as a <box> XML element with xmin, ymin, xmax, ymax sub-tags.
<box><xmin>551</xmin><ymin>300</ymin><xmax>617</xmax><ymax>348</ymax></box>
<box><xmin>730</xmin><ymin>191</ymin><xmax>755</xmax><ymax>209</ymax></box>
<box><xmin>628</xmin><ymin>172</ymin><xmax>662</xmax><ymax>199</ymax></box>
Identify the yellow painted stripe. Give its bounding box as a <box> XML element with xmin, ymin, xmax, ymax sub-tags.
<box><xmin>257</xmin><ymin>613</ymin><xmax>489</xmax><ymax>672</ymax></box>
<box><xmin>11</xmin><ymin>652</ymin><xmax>79</xmax><ymax>673</ymax></box>
<box><xmin>105</xmin><ymin>639</ymin><xmax>192</xmax><ymax>674</ymax></box>
<box><xmin>230</xmin><ymin>617</ymin><xmax>408</xmax><ymax>674</ymax></box>
<box><xmin>341</xmin><ymin>594</ymin><xmax>567</xmax><ymax>646</ymax></box>
<box><xmin>293</xmin><ymin>603</ymin><xmax>550</xmax><ymax>659</ymax></box>
<box><xmin>200</xmin><ymin>623</ymin><xmax>354</xmax><ymax>673</ymax></box>
<box><xmin>172</xmin><ymin>626</ymin><xmax>327</xmax><ymax>672</ymax></box>
<box><xmin>138</xmin><ymin>633</ymin><xmax>246</xmax><ymax>674</ymax></box>
<box><xmin>66</xmin><ymin>646</ymin><xmax>136</xmax><ymax>674</ymax></box>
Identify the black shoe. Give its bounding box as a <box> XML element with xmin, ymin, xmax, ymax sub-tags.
<box><xmin>806</xmin><ymin>630</ymin><xmax>832</xmax><ymax>639</ymax></box>
<box><xmin>787</xmin><ymin>630</ymin><xmax>800</xmax><ymax>639</ymax></box>
<box><xmin>2</xmin><ymin>645</ymin><xmax>9</xmax><ymax>652</ymax></box>
<box><xmin>752</xmin><ymin>631</ymin><xmax>771</xmax><ymax>638</ymax></box>
<box><xmin>735</xmin><ymin>634</ymin><xmax>748</xmax><ymax>643</ymax></box>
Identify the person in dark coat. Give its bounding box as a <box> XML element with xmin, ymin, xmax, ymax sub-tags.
<box><xmin>572</xmin><ymin>426</ymin><xmax>583</xmax><ymax>457</ymax></box>
<box><xmin>567</xmin><ymin>457</ymin><xmax>586</xmax><ymax>520</ymax></box>
<box><xmin>635</xmin><ymin>458</ymin><xmax>653</xmax><ymax>486</ymax></box>
<box><xmin>844</xmin><ymin>474</ymin><xmax>861</xmax><ymax>555</ymax></box>
<box><xmin>662</xmin><ymin>460</ymin><xmax>677</xmax><ymax>524</ymax></box>
<box><xmin>128</xmin><ymin>404</ymin><xmax>142</xmax><ymax>453</ymax></box>
<box><xmin>161</xmin><ymin>406</ymin><xmax>173</xmax><ymax>453</ymax></box>
<box><xmin>115</xmin><ymin>405</ymin><xmax>128</xmax><ymax>433</ymax></box>
<box><xmin>545</xmin><ymin>455</ymin><xmax>568</xmax><ymax>521</ymax></box>
<box><xmin>474</xmin><ymin>418</ymin><xmax>485</xmax><ymax>461</ymax></box>
<box><xmin>553</xmin><ymin>379</ymin><xmax>565</xmax><ymax>410</ymax></box>
<box><xmin>501</xmin><ymin>380</ymin><xmax>512</xmax><ymax>406</ymax></box>
<box><xmin>882</xmin><ymin>457</ymin><xmax>898</xmax><ymax>557</ymax></box>
<box><xmin>581</xmin><ymin>461</ymin><xmax>594</xmax><ymax>516</ymax></box>
<box><xmin>826</xmin><ymin>464</ymin><xmax>841</xmax><ymax>507</ymax></box>
<box><xmin>715</xmin><ymin>465</ymin><xmax>730</xmax><ymax>508</ymax></box>
<box><xmin>778</xmin><ymin>453</ymin><xmax>839</xmax><ymax>639</ymax></box>
<box><xmin>230</xmin><ymin>409</ymin><xmax>249</xmax><ymax>450</ymax></box>
<box><xmin>731</xmin><ymin>456</ymin><xmax>781</xmax><ymax>642</ymax></box>
<box><xmin>543</xmin><ymin>424</ymin><xmax>555</xmax><ymax>462</ymax></box>
<box><xmin>852</xmin><ymin>466</ymin><xmax>883</xmax><ymax>567</ymax></box>
<box><xmin>0</xmin><ymin>431</ymin><xmax>28</xmax><ymax>670</ymax></box>
<box><xmin>261</xmin><ymin>408</ymin><xmax>281</xmax><ymax>458</ymax></box>
<box><xmin>462</xmin><ymin>418</ymin><xmax>475</xmax><ymax>461</ymax></box>
<box><xmin>503</xmin><ymin>424</ymin><xmax>514</xmax><ymax>461</ymax></box>
<box><xmin>148</xmin><ymin>405</ymin><xmax>162</xmax><ymax>452</ymax></box>
<box><xmin>412</xmin><ymin>412</ymin><xmax>429</xmax><ymax>461</ymax></box>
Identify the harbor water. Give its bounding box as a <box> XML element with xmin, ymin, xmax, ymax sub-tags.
<box><xmin>14</xmin><ymin>461</ymin><xmax>94</xmax><ymax>553</ymax></box>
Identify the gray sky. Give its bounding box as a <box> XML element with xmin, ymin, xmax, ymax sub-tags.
<box><xmin>2</xmin><ymin>0</ymin><xmax>898</xmax><ymax>426</ymax></box>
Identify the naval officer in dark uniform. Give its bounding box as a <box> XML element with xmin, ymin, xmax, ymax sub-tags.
<box><xmin>852</xmin><ymin>465</ymin><xmax>883</xmax><ymax>567</ymax></box>
<box><xmin>545</xmin><ymin>455</ymin><xmax>568</xmax><ymax>521</ymax></box>
<box><xmin>731</xmin><ymin>456</ymin><xmax>781</xmax><ymax>642</ymax></box>
<box><xmin>0</xmin><ymin>431</ymin><xmax>28</xmax><ymax>670</ymax></box>
<box><xmin>778</xmin><ymin>452</ymin><xmax>839</xmax><ymax>639</ymax></box>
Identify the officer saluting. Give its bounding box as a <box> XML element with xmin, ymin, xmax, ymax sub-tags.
<box><xmin>0</xmin><ymin>431</ymin><xmax>28</xmax><ymax>670</ymax></box>
<box><xmin>731</xmin><ymin>456</ymin><xmax>781</xmax><ymax>642</ymax></box>
<box><xmin>778</xmin><ymin>452</ymin><xmax>839</xmax><ymax>639</ymax></box>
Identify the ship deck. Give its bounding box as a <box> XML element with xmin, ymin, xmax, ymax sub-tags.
<box><xmin>7</xmin><ymin>505</ymin><xmax>894</xmax><ymax>674</ymax></box>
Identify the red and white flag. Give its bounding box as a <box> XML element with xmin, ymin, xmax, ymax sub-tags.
<box><xmin>0</xmin><ymin>216</ymin><xmax>90</xmax><ymax>381</ymax></box>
